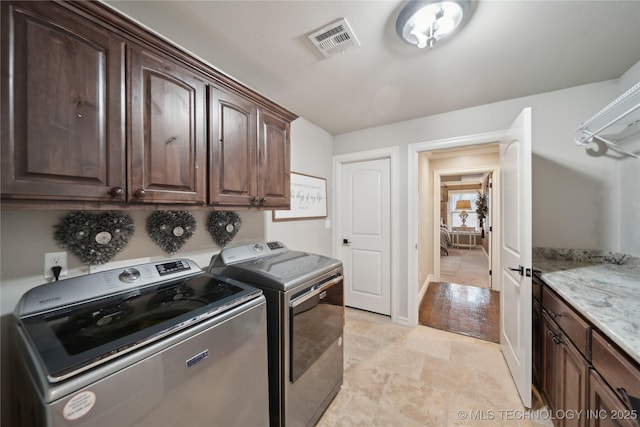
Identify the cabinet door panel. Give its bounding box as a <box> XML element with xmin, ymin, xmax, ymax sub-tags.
<box><xmin>542</xmin><ymin>311</ymin><xmax>561</xmax><ymax>409</ymax></box>
<box><xmin>533</xmin><ymin>298</ymin><xmax>542</xmax><ymax>388</ymax></box>
<box><xmin>558</xmin><ymin>338</ymin><xmax>589</xmax><ymax>427</ymax></box>
<box><xmin>589</xmin><ymin>370</ymin><xmax>639</xmax><ymax>427</ymax></box>
<box><xmin>209</xmin><ymin>87</ymin><xmax>257</xmax><ymax>206</ymax></box>
<box><xmin>129</xmin><ymin>46</ymin><xmax>206</xmax><ymax>204</ymax></box>
<box><xmin>258</xmin><ymin>110</ymin><xmax>290</xmax><ymax>208</ymax></box>
<box><xmin>1</xmin><ymin>1</ymin><xmax>125</xmax><ymax>201</ymax></box>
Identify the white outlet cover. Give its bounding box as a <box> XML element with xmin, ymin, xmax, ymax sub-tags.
<box><xmin>44</xmin><ymin>251</ymin><xmax>68</xmax><ymax>279</ymax></box>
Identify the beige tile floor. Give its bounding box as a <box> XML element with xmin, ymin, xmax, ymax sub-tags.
<box><xmin>317</xmin><ymin>308</ymin><xmax>553</xmax><ymax>427</ymax></box>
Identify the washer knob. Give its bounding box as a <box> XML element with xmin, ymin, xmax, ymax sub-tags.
<box><xmin>253</xmin><ymin>243</ymin><xmax>264</xmax><ymax>252</ymax></box>
<box><xmin>119</xmin><ymin>268</ymin><xmax>141</xmax><ymax>283</ymax></box>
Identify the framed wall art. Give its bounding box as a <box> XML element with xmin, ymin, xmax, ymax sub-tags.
<box><xmin>273</xmin><ymin>172</ymin><xmax>327</xmax><ymax>221</ymax></box>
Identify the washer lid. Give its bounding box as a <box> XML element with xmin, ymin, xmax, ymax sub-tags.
<box><xmin>212</xmin><ymin>247</ymin><xmax>342</xmax><ymax>291</ymax></box>
<box><xmin>16</xmin><ymin>271</ymin><xmax>262</xmax><ymax>383</ymax></box>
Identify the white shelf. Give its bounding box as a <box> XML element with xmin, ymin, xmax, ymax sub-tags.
<box><xmin>575</xmin><ymin>81</ymin><xmax>640</xmax><ymax>160</ymax></box>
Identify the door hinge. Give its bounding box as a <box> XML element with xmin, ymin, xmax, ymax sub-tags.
<box><xmin>489</xmin><ymin>226</ymin><xmax>493</xmax><ymax>232</ymax></box>
<box><xmin>489</xmin><ymin>182</ymin><xmax>493</xmax><ymax>188</ymax></box>
<box><xmin>489</xmin><ymin>269</ymin><xmax>492</xmax><ymax>276</ymax></box>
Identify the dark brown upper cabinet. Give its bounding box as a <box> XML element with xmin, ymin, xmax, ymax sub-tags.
<box><xmin>128</xmin><ymin>44</ymin><xmax>207</xmax><ymax>204</ymax></box>
<box><xmin>1</xmin><ymin>1</ymin><xmax>296</xmax><ymax>210</ymax></box>
<box><xmin>1</xmin><ymin>1</ymin><xmax>127</xmax><ymax>202</ymax></box>
<box><xmin>209</xmin><ymin>87</ymin><xmax>290</xmax><ymax>209</ymax></box>
<box><xmin>209</xmin><ymin>87</ymin><xmax>258</xmax><ymax>207</ymax></box>
<box><xmin>258</xmin><ymin>109</ymin><xmax>291</xmax><ymax>208</ymax></box>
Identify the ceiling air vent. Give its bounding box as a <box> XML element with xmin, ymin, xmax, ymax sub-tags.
<box><xmin>308</xmin><ymin>18</ymin><xmax>360</xmax><ymax>58</ymax></box>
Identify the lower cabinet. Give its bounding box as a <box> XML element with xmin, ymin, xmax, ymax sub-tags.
<box><xmin>541</xmin><ymin>311</ymin><xmax>589</xmax><ymax>427</ymax></box>
<box><xmin>533</xmin><ymin>297</ymin><xmax>542</xmax><ymax>389</ymax></box>
<box><xmin>589</xmin><ymin>370</ymin><xmax>639</xmax><ymax>427</ymax></box>
<box><xmin>537</xmin><ymin>283</ymin><xmax>640</xmax><ymax>427</ymax></box>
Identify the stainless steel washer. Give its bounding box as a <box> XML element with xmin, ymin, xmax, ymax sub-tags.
<box><xmin>10</xmin><ymin>259</ymin><xmax>269</xmax><ymax>427</ymax></box>
<box><xmin>209</xmin><ymin>242</ymin><xmax>344</xmax><ymax>427</ymax></box>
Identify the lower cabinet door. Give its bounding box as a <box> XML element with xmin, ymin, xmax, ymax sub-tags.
<box><xmin>557</xmin><ymin>337</ymin><xmax>589</xmax><ymax>427</ymax></box>
<box><xmin>541</xmin><ymin>311</ymin><xmax>589</xmax><ymax>427</ymax></box>
<box><xmin>589</xmin><ymin>370</ymin><xmax>640</xmax><ymax>427</ymax></box>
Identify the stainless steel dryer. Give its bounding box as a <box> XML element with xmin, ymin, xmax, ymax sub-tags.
<box><xmin>10</xmin><ymin>259</ymin><xmax>269</xmax><ymax>427</ymax></box>
<box><xmin>209</xmin><ymin>242</ymin><xmax>344</xmax><ymax>427</ymax></box>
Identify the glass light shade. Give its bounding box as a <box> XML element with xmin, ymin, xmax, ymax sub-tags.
<box><xmin>396</xmin><ymin>0</ymin><xmax>472</xmax><ymax>49</ymax></box>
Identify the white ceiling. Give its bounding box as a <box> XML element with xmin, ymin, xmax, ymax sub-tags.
<box><xmin>105</xmin><ymin>0</ymin><xmax>640</xmax><ymax>135</ymax></box>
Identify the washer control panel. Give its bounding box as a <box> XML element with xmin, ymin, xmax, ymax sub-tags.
<box><xmin>214</xmin><ymin>241</ymin><xmax>288</xmax><ymax>265</ymax></box>
<box><xmin>17</xmin><ymin>259</ymin><xmax>200</xmax><ymax>316</ymax></box>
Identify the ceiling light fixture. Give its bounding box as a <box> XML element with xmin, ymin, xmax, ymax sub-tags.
<box><xmin>396</xmin><ymin>0</ymin><xmax>473</xmax><ymax>49</ymax></box>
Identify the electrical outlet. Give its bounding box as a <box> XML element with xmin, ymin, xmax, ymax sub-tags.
<box><xmin>44</xmin><ymin>251</ymin><xmax>68</xmax><ymax>279</ymax></box>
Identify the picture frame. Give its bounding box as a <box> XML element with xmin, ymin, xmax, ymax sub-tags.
<box><xmin>273</xmin><ymin>172</ymin><xmax>327</xmax><ymax>221</ymax></box>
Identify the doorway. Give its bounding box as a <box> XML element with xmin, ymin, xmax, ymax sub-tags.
<box><xmin>416</xmin><ymin>146</ymin><xmax>500</xmax><ymax>342</ymax></box>
<box><xmin>438</xmin><ymin>171</ymin><xmax>492</xmax><ymax>290</ymax></box>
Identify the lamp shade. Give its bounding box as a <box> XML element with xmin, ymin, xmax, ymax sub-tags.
<box><xmin>455</xmin><ymin>199</ymin><xmax>472</xmax><ymax>210</ymax></box>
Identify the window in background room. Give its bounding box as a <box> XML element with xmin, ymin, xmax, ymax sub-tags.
<box><xmin>449</xmin><ymin>190</ymin><xmax>479</xmax><ymax>230</ymax></box>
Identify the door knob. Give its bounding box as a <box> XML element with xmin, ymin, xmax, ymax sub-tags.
<box><xmin>342</xmin><ymin>239</ymin><xmax>351</xmax><ymax>246</ymax></box>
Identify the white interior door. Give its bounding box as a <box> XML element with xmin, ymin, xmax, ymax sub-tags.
<box><xmin>500</xmin><ymin>108</ymin><xmax>532</xmax><ymax>408</ymax></box>
<box><xmin>341</xmin><ymin>158</ymin><xmax>391</xmax><ymax>315</ymax></box>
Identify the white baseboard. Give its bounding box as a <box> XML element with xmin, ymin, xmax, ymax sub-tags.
<box><xmin>418</xmin><ymin>274</ymin><xmax>435</xmax><ymax>303</ymax></box>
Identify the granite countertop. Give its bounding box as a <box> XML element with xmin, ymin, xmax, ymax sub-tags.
<box><xmin>533</xmin><ymin>248</ymin><xmax>640</xmax><ymax>365</ymax></box>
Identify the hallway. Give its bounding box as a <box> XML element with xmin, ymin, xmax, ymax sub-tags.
<box><xmin>440</xmin><ymin>247</ymin><xmax>490</xmax><ymax>289</ymax></box>
<box><xmin>419</xmin><ymin>246</ymin><xmax>499</xmax><ymax>342</ymax></box>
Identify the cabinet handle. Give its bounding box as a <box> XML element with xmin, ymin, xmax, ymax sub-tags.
<box><xmin>250</xmin><ymin>196</ymin><xmax>258</xmax><ymax>204</ymax></box>
<box><xmin>548</xmin><ymin>311</ymin><xmax>562</xmax><ymax>319</ymax></box>
<box><xmin>617</xmin><ymin>387</ymin><xmax>630</xmax><ymax>403</ymax></box>
<box><xmin>166</xmin><ymin>136</ymin><xmax>177</xmax><ymax>144</ymax></box>
<box><xmin>109</xmin><ymin>187</ymin><xmax>124</xmax><ymax>197</ymax></box>
<box><xmin>259</xmin><ymin>197</ymin><xmax>266</xmax><ymax>204</ymax></box>
<box><xmin>547</xmin><ymin>330</ymin><xmax>562</xmax><ymax>345</ymax></box>
<box><xmin>134</xmin><ymin>189</ymin><xmax>146</xmax><ymax>198</ymax></box>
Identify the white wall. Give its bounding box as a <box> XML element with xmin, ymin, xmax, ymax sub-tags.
<box><xmin>265</xmin><ymin>118</ymin><xmax>335</xmax><ymax>256</ymax></box>
<box><xmin>334</xmin><ymin>74</ymin><xmax>634</xmax><ymax>321</ymax></box>
<box><xmin>616</xmin><ymin>62</ymin><xmax>640</xmax><ymax>255</ymax></box>
<box><xmin>418</xmin><ymin>153</ymin><xmax>432</xmax><ymax>288</ymax></box>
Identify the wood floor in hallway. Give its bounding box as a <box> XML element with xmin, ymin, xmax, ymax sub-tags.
<box><xmin>419</xmin><ymin>282</ymin><xmax>500</xmax><ymax>343</ymax></box>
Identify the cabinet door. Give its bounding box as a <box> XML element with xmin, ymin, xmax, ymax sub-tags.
<box><xmin>257</xmin><ymin>110</ymin><xmax>290</xmax><ymax>208</ymax></box>
<box><xmin>589</xmin><ymin>370</ymin><xmax>639</xmax><ymax>427</ymax></box>
<box><xmin>542</xmin><ymin>311</ymin><xmax>590</xmax><ymax>427</ymax></box>
<box><xmin>533</xmin><ymin>298</ymin><xmax>542</xmax><ymax>389</ymax></box>
<box><xmin>1</xmin><ymin>1</ymin><xmax>126</xmax><ymax>202</ymax></box>
<box><xmin>542</xmin><ymin>311</ymin><xmax>561</xmax><ymax>410</ymax></box>
<box><xmin>129</xmin><ymin>45</ymin><xmax>206</xmax><ymax>204</ymax></box>
<box><xmin>208</xmin><ymin>87</ymin><xmax>258</xmax><ymax>206</ymax></box>
<box><xmin>557</xmin><ymin>336</ymin><xmax>590</xmax><ymax>427</ymax></box>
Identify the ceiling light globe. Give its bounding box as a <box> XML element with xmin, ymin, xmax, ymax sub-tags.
<box><xmin>396</xmin><ymin>0</ymin><xmax>473</xmax><ymax>49</ymax></box>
